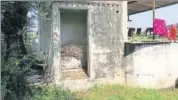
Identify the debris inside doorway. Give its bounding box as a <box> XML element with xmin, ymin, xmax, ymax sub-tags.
<box><xmin>61</xmin><ymin>44</ymin><xmax>84</xmax><ymax>70</ymax></box>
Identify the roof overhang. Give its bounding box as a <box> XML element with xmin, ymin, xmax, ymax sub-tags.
<box><xmin>128</xmin><ymin>1</ymin><xmax>178</xmax><ymax>15</ymax></box>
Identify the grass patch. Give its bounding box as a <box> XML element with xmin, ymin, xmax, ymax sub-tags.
<box><xmin>130</xmin><ymin>34</ymin><xmax>178</xmax><ymax>42</ymax></box>
<box><xmin>131</xmin><ymin>34</ymin><xmax>166</xmax><ymax>42</ymax></box>
<box><xmin>29</xmin><ymin>85</ymin><xmax>75</xmax><ymax>100</ymax></box>
<box><xmin>75</xmin><ymin>85</ymin><xmax>178</xmax><ymax>100</ymax></box>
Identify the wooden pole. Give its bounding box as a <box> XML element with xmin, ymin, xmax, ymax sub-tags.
<box><xmin>153</xmin><ymin>0</ymin><xmax>155</xmax><ymax>40</ymax></box>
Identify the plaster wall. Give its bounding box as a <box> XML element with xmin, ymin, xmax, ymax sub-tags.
<box><xmin>124</xmin><ymin>42</ymin><xmax>178</xmax><ymax>89</ymax></box>
<box><xmin>51</xmin><ymin>1</ymin><xmax>127</xmax><ymax>84</ymax></box>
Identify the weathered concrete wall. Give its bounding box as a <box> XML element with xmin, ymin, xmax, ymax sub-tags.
<box><xmin>51</xmin><ymin>3</ymin><xmax>61</xmax><ymax>84</ymax></box>
<box><xmin>124</xmin><ymin>42</ymin><xmax>178</xmax><ymax>89</ymax></box>
<box><xmin>39</xmin><ymin>17</ymin><xmax>51</xmax><ymax>54</ymax></box>
<box><xmin>88</xmin><ymin>3</ymin><xmax>123</xmax><ymax>79</ymax></box>
<box><xmin>51</xmin><ymin>1</ymin><xmax>127</xmax><ymax>83</ymax></box>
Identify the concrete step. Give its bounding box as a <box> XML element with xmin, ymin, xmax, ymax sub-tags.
<box><xmin>61</xmin><ymin>68</ymin><xmax>88</xmax><ymax>80</ymax></box>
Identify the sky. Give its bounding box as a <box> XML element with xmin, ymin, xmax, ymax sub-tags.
<box><xmin>27</xmin><ymin>11</ymin><xmax>36</xmax><ymax>32</ymax></box>
<box><xmin>128</xmin><ymin>4</ymin><xmax>178</xmax><ymax>31</ymax></box>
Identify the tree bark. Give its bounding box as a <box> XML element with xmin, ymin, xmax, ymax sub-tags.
<box><xmin>18</xmin><ymin>34</ymin><xmax>27</xmax><ymax>55</ymax></box>
<box><xmin>5</xmin><ymin>35</ymin><xmax>11</xmax><ymax>61</ymax></box>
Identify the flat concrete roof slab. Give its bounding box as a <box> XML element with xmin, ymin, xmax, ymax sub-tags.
<box><xmin>128</xmin><ymin>1</ymin><xmax>178</xmax><ymax>15</ymax></box>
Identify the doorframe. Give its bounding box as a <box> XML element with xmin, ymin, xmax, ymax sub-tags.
<box><xmin>58</xmin><ymin>6</ymin><xmax>91</xmax><ymax>78</ymax></box>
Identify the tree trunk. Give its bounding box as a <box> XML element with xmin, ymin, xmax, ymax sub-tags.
<box><xmin>18</xmin><ymin>34</ymin><xmax>27</xmax><ymax>55</ymax></box>
<box><xmin>5</xmin><ymin>35</ymin><xmax>11</xmax><ymax>61</ymax></box>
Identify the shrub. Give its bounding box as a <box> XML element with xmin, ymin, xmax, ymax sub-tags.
<box><xmin>30</xmin><ymin>85</ymin><xmax>76</xmax><ymax>100</ymax></box>
<box><xmin>1</xmin><ymin>56</ymin><xmax>32</xmax><ymax>100</ymax></box>
<box><xmin>1</xmin><ymin>54</ymin><xmax>76</xmax><ymax>100</ymax></box>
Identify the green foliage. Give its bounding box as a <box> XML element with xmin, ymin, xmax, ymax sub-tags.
<box><xmin>76</xmin><ymin>84</ymin><xmax>178</xmax><ymax>100</ymax></box>
<box><xmin>1</xmin><ymin>56</ymin><xmax>32</xmax><ymax>99</ymax></box>
<box><xmin>1</xmin><ymin>1</ymin><xmax>30</xmax><ymax>35</ymax></box>
<box><xmin>1</xmin><ymin>53</ymin><xmax>75</xmax><ymax>100</ymax></box>
<box><xmin>1</xmin><ymin>1</ymin><xmax>75</xmax><ymax>100</ymax></box>
<box><xmin>130</xmin><ymin>34</ymin><xmax>178</xmax><ymax>42</ymax></box>
<box><xmin>30</xmin><ymin>85</ymin><xmax>75</xmax><ymax>100</ymax></box>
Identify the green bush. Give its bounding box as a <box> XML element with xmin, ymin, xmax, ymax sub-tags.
<box><xmin>30</xmin><ymin>85</ymin><xmax>75</xmax><ymax>100</ymax></box>
<box><xmin>1</xmin><ymin>56</ymin><xmax>32</xmax><ymax>100</ymax></box>
<box><xmin>1</xmin><ymin>54</ymin><xmax>76</xmax><ymax>100</ymax></box>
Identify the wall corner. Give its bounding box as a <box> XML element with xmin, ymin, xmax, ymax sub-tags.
<box><xmin>121</xmin><ymin>1</ymin><xmax>128</xmax><ymax>42</ymax></box>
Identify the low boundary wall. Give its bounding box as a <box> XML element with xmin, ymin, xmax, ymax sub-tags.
<box><xmin>124</xmin><ymin>42</ymin><xmax>178</xmax><ymax>89</ymax></box>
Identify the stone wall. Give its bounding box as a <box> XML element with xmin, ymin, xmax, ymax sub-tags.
<box><xmin>124</xmin><ymin>42</ymin><xmax>178</xmax><ymax>89</ymax></box>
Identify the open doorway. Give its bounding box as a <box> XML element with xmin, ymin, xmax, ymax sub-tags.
<box><xmin>60</xmin><ymin>9</ymin><xmax>88</xmax><ymax>80</ymax></box>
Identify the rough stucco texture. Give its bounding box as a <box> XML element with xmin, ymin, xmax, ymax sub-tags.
<box><xmin>124</xmin><ymin>43</ymin><xmax>178</xmax><ymax>89</ymax></box>
<box><xmin>52</xmin><ymin>1</ymin><xmax>125</xmax><ymax>80</ymax></box>
<box><xmin>90</xmin><ymin>5</ymin><xmax>123</xmax><ymax>78</ymax></box>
